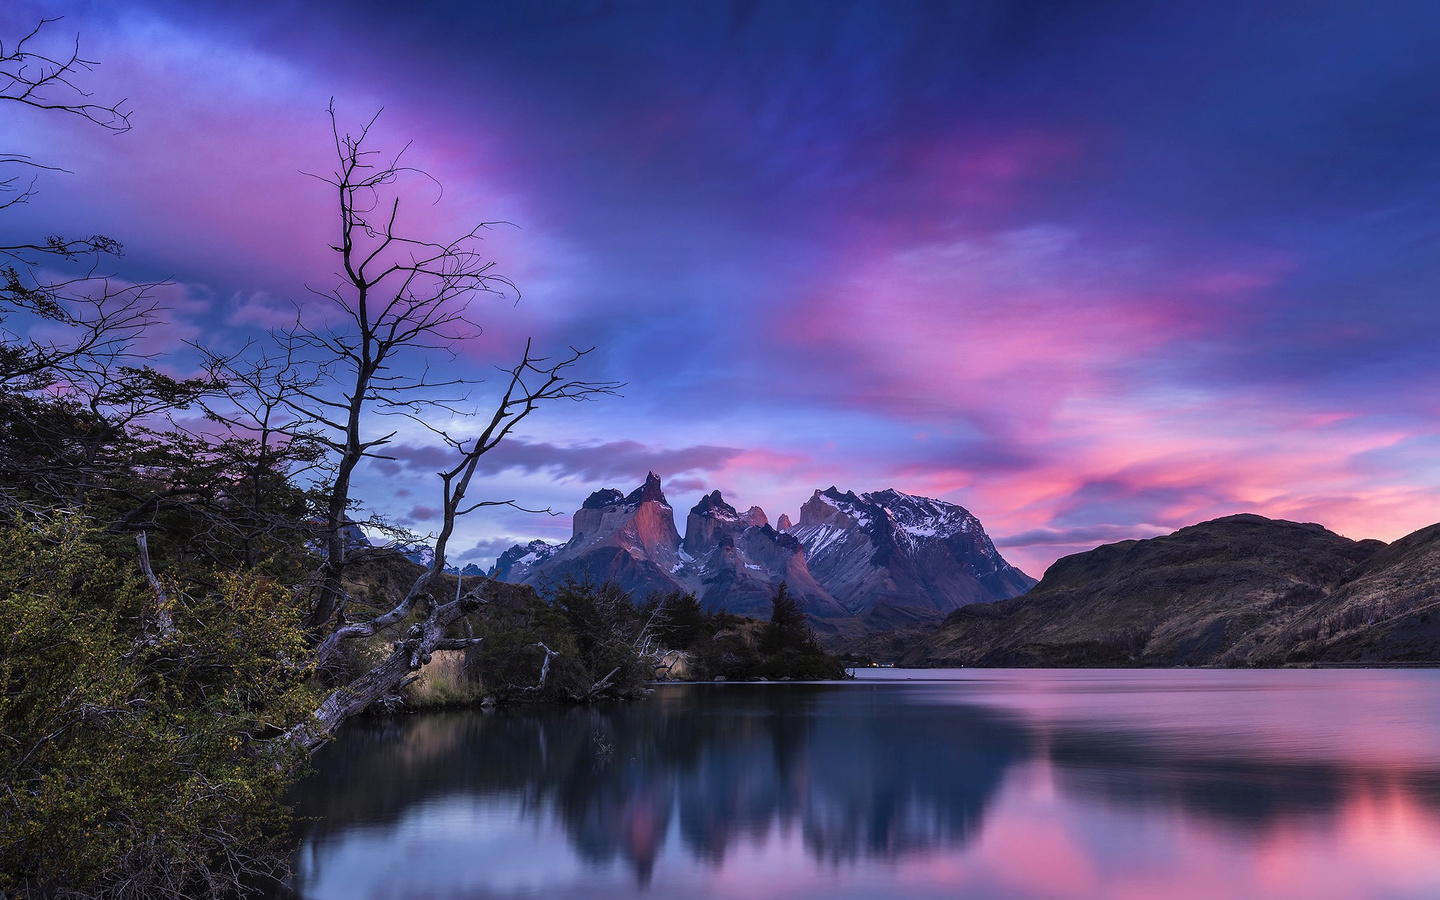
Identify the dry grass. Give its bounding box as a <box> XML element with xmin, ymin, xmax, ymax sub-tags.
<box><xmin>404</xmin><ymin>649</ymin><xmax>487</xmax><ymax>708</ymax></box>
<box><xmin>654</xmin><ymin>649</ymin><xmax>693</xmax><ymax>680</ymax></box>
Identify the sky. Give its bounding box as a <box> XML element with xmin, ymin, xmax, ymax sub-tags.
<box><xmin>4</xmin><ymin>0</ymin><xmax>1440</xmax><ymax>578</ymax></box>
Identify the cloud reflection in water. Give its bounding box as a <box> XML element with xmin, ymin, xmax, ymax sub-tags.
<box><xmin>279</xmin><ymin>671</ymin><xmax>1440</xmax><ymax>900</ymax></box>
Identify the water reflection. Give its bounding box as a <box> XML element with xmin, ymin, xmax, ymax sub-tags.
<box><xmin>277</xmin><ymin>670</ymin><xmax>1440</xmax><ymax>899</ymax></box>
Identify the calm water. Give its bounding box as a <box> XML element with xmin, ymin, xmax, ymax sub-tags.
<box><xmin>275</xmin><ymin>669</ymin><xmax>1440</xmax><ymax>899</ymax></box>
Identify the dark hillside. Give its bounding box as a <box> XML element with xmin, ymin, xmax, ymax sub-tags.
<box><xmin>901</xmin><ymin>515</ymin><xmax>1386</xmax><ymax>667</ymax></box>
<box><xmin>1230</xmin><ymin>522</ymin><xmax>1440</xmax><ymax>664</ymax></box>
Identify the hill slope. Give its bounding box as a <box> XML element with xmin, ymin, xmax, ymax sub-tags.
<box><xmin>1231</xmin><ymin>521</ymin><xmax>1440</xmax><ymax>664</ymax></box>
<box><xmin>901</xmin><ymin>514</ymin><xmax>1390</xmax><ymax>667</ymax></box>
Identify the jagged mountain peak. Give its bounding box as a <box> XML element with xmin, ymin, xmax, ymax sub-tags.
<box><xmin>820</xmin><ymin>486</ymin><xmax>865</xmax><ymax>506</ymax></box>
<box><xmin>624</xmin><ymin>471</ymin><xmax>669</xmax><ymax>507</ymax></box>
<box><xmin>492</xmin><ymin>476</ymin><xmax>1031</xmax><ymax>630</ymax></box>
<box><xmin>685</xmin><ymin>490</ymin><xmax>745</xmax><ymax>557</ymax></box>
<box><xmin>488</xmin><ymin>538</ymin><xmax>560</xmax><ymax>581</ymax></box>
<box><xmin>689</xmin><ymin>491</ymin><xmax>768</xmax><ymax>529</ymax></box>
<box><xmin>790</xmin><ymin>484</ymin><xmax>1034</xmax><ymax>620</ymax></box>
<box><xmin>691</xmin><ymin>489</ymin><xmax>739</xmax><ymax>519</ymax></box>
<box><xmin>800</xmin><ymin>486</ymin><xmax>982</xmax><ymax>542</ymax></box>
<box><xmin>799</xmin><ymin>487</ymin><xmax>869</xmax><ymax>530</ymax></box>
<box><xmin>867</xmin><ymin>489</ymin><xmax>983</xmax><ymax>547</ymax></box>
<box><xmin>582</xmin><ymin>472</ymin><xmax>671</xmax><ymax>511</ymax></box>
<box><xmin>582</xmin><ymin>488</ymin><xmax>625</xmax><ymax>509</ymax></box>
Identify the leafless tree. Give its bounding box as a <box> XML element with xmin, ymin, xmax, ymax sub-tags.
<box><xmin>243</xmin><ymin>107</ymin><xmax>621</xmax><ymax>751</ymax></box>
<box><xmin>0</xmin><ymin>17</ymin><xmax>131</xmax><ymax>132</ymax></box>
<box><xmin>0</xmin><ymin>18</ymin><xmax>172</xmax><ymax>526</ymax></box>
<box><xmin>287</xmin><ymin>340</ymin><xmax>618</xmax><ymax>750</ymax></box>
<box><xmin>276</xmin><ymin>103</ymin><xmax>525</xmax><ymax>632</ymax></box>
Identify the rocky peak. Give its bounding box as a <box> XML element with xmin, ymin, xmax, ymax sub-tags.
<box><xmin>487</xmin><ymin>538</ymin><xmax>560</xmax><ymax>581</ymax></box>
<box><xmin>569</xmin><ymin>473</ymin><xmax>682</xmax><ymax>566</ymax></box>
<box><xmin>798</xmin><ymin>487</ymin><xmax>866</xmax><ymax>530</ymax></box>
<box><xmin>492</xmin><ymin>477</ymin><xmax>1030</xmax><ymax>630</ymax></box>
<box><xmin>624</xmin><ymin>471</ymin><xmax>669</xmax><ymax>507</ymax></box>
<box><xmin>582</xmin><ymin>488</ymin><xmax>625</xmax><ymax>509</ymax></box>
<box><xmin>790</xmin><ymin>485</ymin><xmax>1034</xmax><ymax>617</ymax></box>
<box><xmin>685</xmin><ymin>489</ymin><xmax>746</xmax><ymax>556</ymax></box>
<box><xmin>691</xmin><ymin>490</ymin><xmax>740</xmax><ymax>521</ymax></box>
<box><xmin>866</xmin><ymin>488</ymin><xmax>982</xmax><ymax>547</ymax></box>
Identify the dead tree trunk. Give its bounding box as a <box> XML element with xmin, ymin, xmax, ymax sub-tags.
<box><xmin>282</xmin><ymin>340</ymin><xmax>615</xmax><ymax>754</ymax></box>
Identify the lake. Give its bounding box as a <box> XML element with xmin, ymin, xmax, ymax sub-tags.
<box><xmin>272</xmin><ymin>669</ymin><xmax>1440</xmax><ymax>899</ymax></box>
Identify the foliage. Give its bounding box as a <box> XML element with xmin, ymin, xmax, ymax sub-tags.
<box><xmin>757</xmin><ymin>582</ymin><xmax>847</xmax><ymax>679</ymax></box>
<box><xmin>690</xmin><ymin>623</ymin><xmax>766</xmax><ymax>680</ymax></box>
<box><xmin>639</xmin><ymin>589</ymin><xmax>714</xmax><ymax>650</ymax></box>
<box><xmin>466</xmin><ymin>576</ymin><xmax>650</xmax><ymax>703</ymax></box>
<box><xmin>0</xmin><ymin>16</ymin><xmax>622</xmax><ymax>894</ymax></box>
<box><xmin>652</xmin><ymin>583</ymin><xmax>848</xmax><ymax>681</ymax></box>
<box><xmin>0</xmin><ymin>514</ymin><xmax>316</xmax><ymax>899</ymax></box>
<box><xmin>467</xmin><ymin>587</ymin><xmax>578</xmax><ymax>703</ymax></box>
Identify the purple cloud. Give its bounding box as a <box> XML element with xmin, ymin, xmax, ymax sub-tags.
<box><xmin>386</xmin><ymin>439</ymin><xmax>743</xmax><ymax>487</ymax></box>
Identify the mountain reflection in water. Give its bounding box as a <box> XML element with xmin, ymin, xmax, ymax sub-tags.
<box><xmin>276</xmin><ymin>670</ymin><xmax>1440</xmax><ymax>900</ymax></box>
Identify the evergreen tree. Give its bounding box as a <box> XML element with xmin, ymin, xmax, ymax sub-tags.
<box><xmin>762</xmin><ymin>581</ymin><xmax>814</xmax><ymax>654</ymax></box>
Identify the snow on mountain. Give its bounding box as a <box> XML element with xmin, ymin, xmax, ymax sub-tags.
<box><xmin>489</xmin><ymin>477</ymin><xmax>1035</xmax><ymax>630</ymax></box>
<box><xmin>488</xmin><ymin>539</ymin><xmax>561</xmax><ymax>582</ymax></box>
<box><xmin>681</xmin><ymin>490</ymin><xmax>845</xmax><ymax>618</ymax></box>
<box><xmin>788</xmin><ymin>487</ymin><xmax>1036</xmax><ymax>623</ymax></box>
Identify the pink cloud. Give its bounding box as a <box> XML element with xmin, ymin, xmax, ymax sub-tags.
<box><xmin>760</xmin><ymin>221</ymin><xmax>1440</xmax><ymax>575</ymax></box>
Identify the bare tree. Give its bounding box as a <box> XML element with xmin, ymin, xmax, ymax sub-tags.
<box><xmin>0</xmin><ymin>17</ymin><xmax>131</xmax><ymax>132</ymax></box>
<box><xmin>289</xmin><ymin>342</ymin><xmax>616</xmax><ymax>750</ymax></box>
<box><xmin>0</xmin><ymin>19</ymin><xmax>170</xmax><ymax>522</ymax></box>
<box><xmin>277</xmin><ymin>103</ymin><xmax>529</xmax><ymax>632</ymax></box>
<box><xmin>236</xmin><ymin>107</ymin><xmax>621</xmax><ymax>751</ymax></box>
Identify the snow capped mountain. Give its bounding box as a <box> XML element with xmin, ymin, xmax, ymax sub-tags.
<box><xmin>488</xmin><ymin>476</ymin><xmax>1035</xmax><ymax>630</ymax></box>
<box><xmin>396</xmin><ymin>542</ymin><xmax>475</xmax><ymax>575</ymax></box>
<box><xmin>789</xmin><ymin>487</ymin><xmax>1036</xmax><ymax>625</ymax></box>
<box><xmin>489</xmin><ymin>539</ymin><xmax>561</xmax><ymax>582</ymax></box>
<box><xmin>681</xmin><ymin>490</ymin><xmax>846</xmax><ymax>617</ymax></box>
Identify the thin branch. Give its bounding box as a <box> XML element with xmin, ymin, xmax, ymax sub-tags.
<box><xmin>0</xmin><ymin>19</ymin><xmax>133</xmax><ymax>133</ymax></box>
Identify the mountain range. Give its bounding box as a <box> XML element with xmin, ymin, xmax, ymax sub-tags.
<box><xmin>489</xmin><ymin>472</ymin><xmax>1036</xmax><ymax>629</ymax></box>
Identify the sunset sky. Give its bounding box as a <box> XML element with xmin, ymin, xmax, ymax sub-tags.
<box><xmin>5</xmin><ymin>0</ymin><xmax>1440</xmax><ymax>577</ymax></box>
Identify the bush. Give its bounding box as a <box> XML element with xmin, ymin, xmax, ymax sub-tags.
<box><xmin>678</xmin><ymin>584</ymin><xmax>847</xmax><ymax>681</ymax></box>
<box><xmin>465</xmin><ymin>576</ymin><xmax>649</xmax><ymax>703</ymax></box>
<box><xmin>0</xmin><ymin>514</ymin><xmax>316</xmax><ymax>899</ymax></box>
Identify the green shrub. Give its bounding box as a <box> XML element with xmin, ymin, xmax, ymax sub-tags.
<box><xmin>0</xmin><ymin>515</ymin><xmax>316</xmax><ymax>899</ymax></box>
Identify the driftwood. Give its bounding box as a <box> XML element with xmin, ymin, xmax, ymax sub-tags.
<box><xmin>282</xmin><ymin>581</ymin><xmax>492</xmax><ymax>753</ymax></box>
<box><xmin>522</xmin><ymin>642</ymin><xmax>560</xmax><ymax>693</ymax></box>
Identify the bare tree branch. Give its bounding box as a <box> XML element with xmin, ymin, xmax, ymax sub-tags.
<box><xmin>135</xmin><ymin>530</ymin><xmax>175</xmax><ymax>640</ymax></box>
<box><xmin>0</xmin><ymin>18</ymin><xmax>132</xmax><ymax>133</ymax></box>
